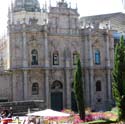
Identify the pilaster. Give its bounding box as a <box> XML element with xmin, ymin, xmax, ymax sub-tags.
<box><xmin>65</xmin><ymin>61</ymin><xmax>71</xmax><ymax>109</ymax></box>
<box><xmin>12</xmin><ymin>73</ymin><xmax>16</xmax><ymax>101</ymax></box>
<box><xmin>22</xmin><ymin>23</ymin><xmax>28</xmax><ymax>67</ymax></box>
<box><xmin>105</xmin><ymin>30</ymin><xmax>112</xmax><ymax>101</ymax></box>
<box><xmin>23</xmin><ymin>70</ymin><xmax>28</xmax><ymax>100</ymax></box>
<box><xmin>84</xmin><ymin>35</ymin><xmax>91</xmax><ymax>106</ymax></box>
<box><xmin>22</xmin><ymin>23</ymin><xmax>28</xmax><ymax>100</ymax></box>
<box><xmin>88</xmin><ymin>30</ymin><xmax>94</xmax><ymax>108</ymax></box>
<box><xmin>44</xmin><ymin>24</ymin><xmax>50</xmax><ymax>108</ymax></box>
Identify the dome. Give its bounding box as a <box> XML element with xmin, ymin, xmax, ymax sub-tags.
<box><xmin>14</xmin><ymin>0</ymin><xmax>41</xmax><ymax>12</ymax></box>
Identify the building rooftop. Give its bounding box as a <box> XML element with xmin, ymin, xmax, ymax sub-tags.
<box><xmin>80</xmin><ymin>12</ymin><xmax>125</xmax><ymax>22</ymax></box>
<box><xmin>13</xmin><ymin>0</ymin><xmax>41</xmax><ymax>12</ymax></box>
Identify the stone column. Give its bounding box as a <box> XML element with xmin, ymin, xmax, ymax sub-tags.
<box><xmin>88</xmin><ymin>31</ymin><xmax>94</xmax><ymax>108</ymax></box>
<box><xmin>44</xmin><ymin>25</ymin><xmax>50</xmax><ymax>108</ymax></box>
<box><xmin>22</xmin><ymin>23</ymin><xmax>28</xmax><ymax>67</ymax></box>
<box><xmin>65</xmin><ymin>60</ymin><xmax>71</xmax><ymax>109</ymax></box>
<box><xmin>45</xmin><ymin>70</ymin><xmax>49</xmax><ymax>107</ymax></box>
<box><xmin>105</xmin><ymin>31</ymin><xmax>110</xmax><ymax>67</ymax></box>
<box><xmin>89</xmin><ymin>34</ymin><xmax>93</xmax><ymax>67</ymax></box>
<box><xmin>12</xmin><ymin>72</ymin><xmax>16</xmax><ymax>101</ymax></box>
<box><xmin>23</xmin><ymin>70</ymin><xmax>28</xmax><ymax>100</ymax></box>
<box><xmin>105</xmin><ymin>31</ymin><xmax>111</xmax><ymax>101</ymax></box>
<box><xmin>90</xmin><ymin>69</ymin><xmax>94</xmax><ymax>108</ymax></box>
<box><xmin>85</xmin><ymin>69</ymin><xmax>90</xmax><ymax>105</ymax></box>
<box><xmin>107</xmin><ymin>70</ymin><xmax>111</xmax><ymax>100</ymax></box>
<box><xmin>22</xmin><ymin>23</ymin><xmax>28</xmax><ymax>100</ymax></box>
<box><xmin>85</xmin><ymin>35</ymin><xmax>89</xmax><ymax>67</ymax></box>
<box><xmin>84</xmin><ymin>35</ymin><xmax>91</xmax><ymax>106</ymax></box>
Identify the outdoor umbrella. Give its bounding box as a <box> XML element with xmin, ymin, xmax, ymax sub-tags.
<box><xmin>27</xmin><ymin>109</ymin><xmax>70</xmax><ymax>117</ymax></box>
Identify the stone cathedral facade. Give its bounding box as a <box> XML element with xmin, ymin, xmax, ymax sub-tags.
<box><xmin>0</xmin><ymin>0</ymin><xmax>114</xmax><ymax>112</ymax></box>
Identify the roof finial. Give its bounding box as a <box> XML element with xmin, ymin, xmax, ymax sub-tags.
<box><xmin>45</xmin><ymin>0</ymin><xmax>47</xmax><ymax>11</ymax></box>
<box><xmin>22</xmin><ymin>0</ymin><xmax>25</xmax><ymax>8</ymax></box>
<box><xmin>11</xmin><ymin>0</ymin><xmax>14</xmax><ymax>11</ymax></box>
<box><xmin>76</xmin><ymin>0</ymin><xmax>78</xmax><ymax>10</ymax></box>
<box><xmin>69</xmin><ymin>2</ymin><xmax>71</xmax><ymax>8</ymax></box>
<box><xmin>122</xmin><ymin>0</ymin><xmax>125</xmax><ymax>9</ymax></box>
<box><xmin>49</xmin><ymin>0</ymin><xmax>51</xmax><ymax>7</ymax></box>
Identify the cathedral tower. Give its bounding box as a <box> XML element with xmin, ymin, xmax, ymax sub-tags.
<box><xmin>8</xmin><ymin>0</ymin><xmax>48</xmax><ymax>102</ymax></box>
<box><xmin>13</xmin><ymin>0</ymin><xmax>41</xmax><ymax>12</ymax></box>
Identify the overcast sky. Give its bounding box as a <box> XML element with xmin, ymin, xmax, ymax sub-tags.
<box><xmin>0</xmin><ymin>0</ymin><xmax>124</xmax><ymax>36</ymax></box>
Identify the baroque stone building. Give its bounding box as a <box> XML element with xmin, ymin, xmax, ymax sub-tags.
<box><xmin>0</xmin><ymin>0</ymin><xmax>116</xmax><ymax>112</ymax></box>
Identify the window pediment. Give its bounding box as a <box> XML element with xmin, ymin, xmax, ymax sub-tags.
<box><xmin>28</xmin><ymin>40</ymin><xmax>40</xmax><ymax>47</ymax></box>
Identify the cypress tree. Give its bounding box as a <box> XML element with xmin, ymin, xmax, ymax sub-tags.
<box><xmin>112</xmin><ymin>35</ymin><xmax>125</xmax><ymax>121</ymax></box>
<box><xmin>73</xmin><ymin>55</ymin><xmax>85</xmax><ymax>120</ymax></box>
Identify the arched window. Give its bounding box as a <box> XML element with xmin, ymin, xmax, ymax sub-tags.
<box><xmin>51</xmin><ymin>81</ymin><xmax>63</xmax><ymax>90</ymax></box>
<box><xmin>95</xmin><ymin>50</ymin><xmax>100</xmax><ymax>64</ymax></box>
<box><xmin>53</xmin><ymin>51</ymin><xmax>59</xmax><ymax>65</ymax></box>
<box><xmin>31</xmin><ymin>49</ymin><xmax>38</xmax><ymax>65</ymax></box>
<box><xmin>32</xmin><ymin>82</ymin><xmax>39</xmax><ymax>95</ymax></box>
<box><xmin>73</xmin><ymin>51</ymin><xmax>78</xmax><ymax>65</ymax></box>
<box><xmin>96</xmin><ymin>80</ymin><xmax>101</xmax><ymax>91</ymax></box>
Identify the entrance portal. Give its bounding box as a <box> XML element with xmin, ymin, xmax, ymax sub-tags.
<box><xmin>51</xmin><ymin>92</ymin><xmax>63</xmax><ymax>111</ymax></box>
<box><xmin>51</xmin><ymin>81</ymin><xmax>63</xmax><ymax>111</ymax></box>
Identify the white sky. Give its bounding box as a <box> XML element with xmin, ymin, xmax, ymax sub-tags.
<box><xmin>0</xmin><ymin>0</ymin><xmax>124</xmax><ymax>36</ymax></box>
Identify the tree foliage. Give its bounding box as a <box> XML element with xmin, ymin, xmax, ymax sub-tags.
<box><xmin>112</xmin><ymin>35</ymin><xmax>125</xmax><ymax>121</ymax></box>
<box><xmin>73</xmin><ymin>55</ymin><xmax>85</xmax><ymax>120</ymax></box>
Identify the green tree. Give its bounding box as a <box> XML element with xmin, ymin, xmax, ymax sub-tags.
<box><xmin>73</xmin><ymin>55</ymin><xmax>85</xmax><ymax>120</ymax></box>
<box><xmin>112</xmin><ymin>35</ymin><xmax>125</xmax><ymax>121</ymax></box>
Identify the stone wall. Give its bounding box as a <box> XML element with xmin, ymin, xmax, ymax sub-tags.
<box><xmin>0</xmin><ymin>100</ymin><xmax>45</xmax><ymax>116</ymax></box>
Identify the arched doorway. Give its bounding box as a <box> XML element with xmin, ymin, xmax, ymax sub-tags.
<box><xmin>51</xmin><ymin>81</ymin><xmax>63</xmax><ymax>111</ymax></box>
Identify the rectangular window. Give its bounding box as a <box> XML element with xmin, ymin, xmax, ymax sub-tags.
<box><xmin>95</xmin><ymin>50</ymin><xmax>101</xmax><ymax>64</ymax></box>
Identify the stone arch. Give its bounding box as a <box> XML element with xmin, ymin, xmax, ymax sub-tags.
<box><xmin>51</xmin><ymin>80</ymin><xmax>63</xmax><ymax>90</ymax></box>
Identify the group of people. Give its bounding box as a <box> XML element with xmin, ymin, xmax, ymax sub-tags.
<box><xmin>0</xmin><ymin>109</ymin><xmax>13</xmax><ymax>118</ymax></box>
